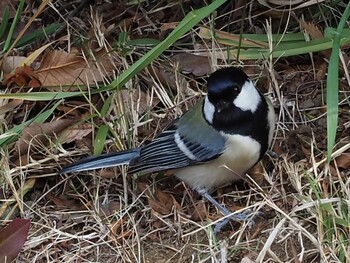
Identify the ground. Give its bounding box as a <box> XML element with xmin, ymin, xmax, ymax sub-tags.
<box><xmin>1</xmin><ymin>1</ymin><xmax>350</xmax><ymax>263</ymax></box>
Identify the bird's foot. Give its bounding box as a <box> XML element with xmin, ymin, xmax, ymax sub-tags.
<box><xmin>267</xmin><ymin>150</ymin><xmax>278</xmax><ymax>158</ymax></box>
<box><xmin>197</xmin><ymin>188</ymin><xmax>258</xmax><ymax>234</ymax></box>
<box><xmin>213</xmin><ymin>209</ymin><xmax>255</xmax><ymax>233</ymax></box>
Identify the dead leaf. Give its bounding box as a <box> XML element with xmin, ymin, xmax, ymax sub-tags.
<box><xmin>151</xmin><ymin>210</ymin><xmax>166</xmax><ymax>229</ymax></box>
<box><xmin>322</xmin><ymin>176</ymin><xmax>330</xmax><ymax>198</ymax></box>
<box><xmin>148</xmin><ymin>198</ymin><xmax>170</xmax><ymax>215</ymax></box>
<box><xmin>299</xmin><ymin>20</ymin><xmax>323</xmax><ymax>39</ymax></box>
<box><xmin>316</xmin><ymin>61</ymin><xmax>328</xmax><ymax>81</ymax></box>
<box><xmin>299</xmin><ymin>19</ymin><xmax>330</xmax><ymax>58</ymax></box>
<box><xmin>4</xmin><ymin>64</ymin><xmax>41</xmax><ymax>88</ymax></box>
<box><xmin>13</xmin><ymin>119</ymin><xmax>75</xmax><ymax>159</ymax></box>
<box><xmin>171</xmin><ymin>53</ymin><xmax>212</xmax><ymax>77</ymax></box>
<box><xmin>248</xmin><ymin>162</ymin><xmax>265</xmax><ymax>185</ymax></box>
<box><xmin>1</xmin><ymin>56</ymin><xmax>27</xmax><ymax>74</ymax></box>
<box><xmin>34</xmin><ymin>48</ymin><xmax>116</xmax><ymax>88</ymax></box>
<box><xmin>148</xmin><ymin>65</ymin><xmax>189</xmax><ymax>93</ymax></box>
<box><xmin>198</xmin><ymin>26</ymin><xmax>269</xmax><ymax>48</ymax></box>
<box><xmin>99</xmin><ymin>201</ymin><xmax>121</xmax><ymax>217</ymax></box>
<box><xmin>108</xmin><ymin>218</ymin><xmax>132</xmax><ymax>244</ymax></box>
<box><xmin>148</xmin><ymin>66</ymin><xmax>177</xmax><ymax>91</ymax></box>
<box><xmin>160</xmin><ymin>22</ymin><xmax>178</xmax><ymax>32</ymax></box>
<box><xmin>335</xmin><ymin>153</ymin><xmax>350</xmax><ymax>169</ymax></box>
<box><xmin>146</xmin><ymin>188</ymin><xmax>177</xmax><ymax>215</ymax></box>
<box><xmin>13</xmin><ymin>154</ymin><xmax>31</xmax><ymax>167</ymax></box>
<box><xmin>0</xmin><ymin>218</ymin><xmax>31</xmax><ymax>263</ymax></box>
<box><xmin>191</xmin><ymin>201</ymin><xmax>207</xmax><ymax>222</ymax></box>
<box><xmin>59</xmin><ymin>123</ymin><xmax>93</xmax><ymax>145</ymax></box>
<box><xmin>137</xmin><ymin>182</ymin><xmax>153</xmax><ymax>197</ymax></box>
<box><xmin>154</xmin><ymin>189</ymin><xmax>174</xmax><ymax>213</ymax></box>
<box><xmin>48</xmin><ymin>195</ymin><xmax>84</xmax><ymax>210</ymax></box>
<box><xmin>170</xmin><ymin>195</ymin><xmax>183</xmax><ymax>213</ymax></box>
<box><xmin>0</xmin><ymin>99</ymin><xmax>23</xmax><ymax>116</ymax></box>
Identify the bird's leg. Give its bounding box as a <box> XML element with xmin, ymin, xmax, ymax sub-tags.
<box><xmin>197</xmin><ymin>188</ymin><xmax>253</xmax><ymax>233</ymax></box>
<box><xmin>267</xmin><ymin>149</ymin><xmax>278</xmax><ymax>158</ymax></box>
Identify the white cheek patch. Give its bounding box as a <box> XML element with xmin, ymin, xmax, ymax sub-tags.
<box><xmin>233</xmin><ymin>80</ymin><xmax>261</xmax><ymax>113</ymax></box>
<box><xmin>203</xmin><ymin>96</ymin><xmax>215</xmax><ymax>124</ymax></box>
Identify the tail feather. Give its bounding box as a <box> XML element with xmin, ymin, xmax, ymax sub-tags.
<box><xmin>60</xmin><ymin>148</ymin><xmax>141</xmax><ymax>174</ymax></box>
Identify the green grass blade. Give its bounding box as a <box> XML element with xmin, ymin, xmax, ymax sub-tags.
<box><xmin>126</xmin><ymin>38</ymin><xmax>161</xmax><ymax>47</ymax></box>
<box><xmin>0</xmin><ymin>100</ymin><xmax>62</xmax><ymax>146</ymax></box>
<box><xmin>1</xmin><ymin>0</ymin><xmax>227</xmax><ymax>101</ymax></box>
<box><xmin>0</xmin><ymin>92</ymin><xmax>83</xmax><ymax>101</ymax></box>
<box><xmin>15</xmin><ymin>23</ymin><xmax>62</xmax><ymax>48</ymax></box>
<box><xmin>94</xmin><ymin>125</ymin><xmax>109</xmax><ymax>155</ymax></box>
<box><xmin>229</xmin><ymin>32</ymin><xmax>350</xmax><ymax>60</ymax></box>
<box><xmin>2</xmin><ymin>0</ymin><xmax>25</xmax><ymax>52</ymax></box>
<box><xmin>100</xmin><ymin>96</ymin><xmax>113</xmax><ymax>117</ymax></box>
<box><xmin>326</xmin><ymin>2</ymin><xmax>350</xmax><ymax>162</ymax></box>
<box><xmin>105</xmin><ymin>0</ymin><xmax>227</xmax><ymax>92</ymax></box>
<box><xmin>0</xmin><ymin>5</ymin><xmax>10</xmax><ymax>40</ymax></box>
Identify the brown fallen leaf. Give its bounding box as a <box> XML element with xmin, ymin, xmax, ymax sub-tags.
<box><xmin>144</xmin><ymin>188</ymin><xmax>178</xmax><ymax>215</ymax></box>
<box><xmin>316</xmin><ymin>61</ymin><xmax>328</xmax><ymax>81</ymax></box>
<box><xmin>1</xmin><ymin>56</ymin><xmax>27</xmax><ymax>74</ymax></box>
<box><xmin>13</xmin><ymin>119</ymin><xmax>75</xmax><ymax>160</ymax></box>
<box><xmin>59</xmin><ymin>123</ymin><xmax>93</xmax><ymax>145</ymax></box>
<box><xmin>298</xmin><ymin>19</ymin><xmax>330</xmax><ymax>58</ymax></box>
<box><xmin>248</xmin><ymin>162</ymin><xmax>265</xmax><ymax>185</ymax></box>
<box><xmin>108</xmin><ymin>218</ymin><xmax>132</xmax><ymax>244</ymax></box>
<box><xmin>171</xmin><ymin>53</ymin><xmax>212</xmax><ymax>77</ymax></box>
<box><xmin>154</xmin><ymin>189</ymin><xmax>175</xmax><ymax>213</ymax></box>
<box><xmin>47</xmin><ymin>194</ymin><xmax>85</xmax><ymax>211</ymax></box>
<box><xmin>148</xmin><ymin>65</ymin><xmax>189</xmax><ymax>92</ymax></box>
<box><xmin>4</xmin><ymin>64</ymin><xmax>41</xmax><ymax>88</ymax></box>
<box><xmin>99</xmin><ymin>201</ymin><xmax>121</xmax><ymax>217</ymax></box>
<box><xmin>335</xmin><ymin>153</ymin><xmax>350</xmax><ymax>169</ymax></box>
<box><xmin>34</xmin><ymin>48</ymin><xmax>116</xmax><ymax>88</ymax></box>
<box><xmin>198</xmin><ymin>26</ymin><xmax>268</xmax><ymax>48</ymax></box>
<box><xmin>299</xmin><ymin>20</ymin><xmax>323</xmax><ymax>39</ymax></box>
<box><xmin>147</xmin><ymin>190</ymin><xmax>171</xmax><ymax>216</ymax></box>
<box><xmin>137</xmin><ymin>182</ymin><xmax>151</xmax><ymax>196</ymax></box>
<box><xmin>148</xmin><ymin>198</ymin><xmax>171</xmax><ymax>215</ymax></box>
<box><xmin>191</xmin><ymin>200</ymin><xmax>207</xmax><ymax>222</ymax></box>
<box><xmin>0</xmin><ymin>99</ymin><xmax>23</xmax><ymax>116</ymax></box>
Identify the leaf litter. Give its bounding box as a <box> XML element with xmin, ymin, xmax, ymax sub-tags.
<box><xmin>1</xmin><ymin>1</ymin><xmax>350</xmax><ymax>263</ymax></box>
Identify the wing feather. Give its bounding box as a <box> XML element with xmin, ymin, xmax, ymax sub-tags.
<box><xmin>128</xmin><ymin>100</ymin><xmax>227</xmax><ymax>174</ymax></box>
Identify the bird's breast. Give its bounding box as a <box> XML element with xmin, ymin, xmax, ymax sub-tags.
<box><xmin>174</xmin><ymin>134</ymin><xmax>261</xmax><ymax>190</ymax></box>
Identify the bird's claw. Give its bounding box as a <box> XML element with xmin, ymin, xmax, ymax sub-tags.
<box><xmin>267</xmin><ymin>150</ymin><xmax>279</xmax><ymax>158</ymax></box>
<box><xmin>214</xmin><ymin>209</ymin><xmax>261</xmax><ymax>234</ymax></box>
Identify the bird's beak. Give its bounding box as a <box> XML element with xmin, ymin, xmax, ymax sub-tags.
<box><xmin>217</xmin><ymin>101</ymin><xmax>230</xmax><ymax>112</ymax></box>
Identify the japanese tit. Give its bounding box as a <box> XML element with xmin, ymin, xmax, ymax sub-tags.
<box><xmin>60</xmin><ymin>67</ymin><xmax>275</xmax><ymax>232</ymax></box>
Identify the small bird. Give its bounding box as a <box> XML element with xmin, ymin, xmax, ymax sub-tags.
<box><xmin>60</xmin><ymin>67</ymin><xmax>275</xmax><ymax>232</ymax></box>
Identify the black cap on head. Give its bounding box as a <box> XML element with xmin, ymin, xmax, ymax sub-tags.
<box><xmin>207</xmin><ymin>67</ymin><xmax>249</xmax><ymax>94</ymax></box>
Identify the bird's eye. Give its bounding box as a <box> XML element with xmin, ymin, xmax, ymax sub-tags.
<box><xmin>232</xmin><ymin>85</ymin><xmax>241</xmax><ymax>94</ymax></box>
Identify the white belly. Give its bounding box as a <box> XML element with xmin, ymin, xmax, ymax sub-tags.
<box><xmin>174</xmin><ymin>134</ymin><xmax>261</xmax><ymax>190</ymax></box>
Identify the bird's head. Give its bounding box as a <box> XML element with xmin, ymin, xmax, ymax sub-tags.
<box><xmin>203</xmin><ymin>67</ymin><xmax>262</xmax><ymax>126</ymax></box>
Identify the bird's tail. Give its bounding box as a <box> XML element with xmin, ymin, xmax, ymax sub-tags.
<box><xmin>60</xmin><ymin>148</ymin><xmax>141</xmax><ymax>174</ymax></box>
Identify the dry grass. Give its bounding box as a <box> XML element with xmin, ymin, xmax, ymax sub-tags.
<box><xmin>1</xmin><ymin>1</ymin><xmax>350</xmax><ymax>262</ymax></box>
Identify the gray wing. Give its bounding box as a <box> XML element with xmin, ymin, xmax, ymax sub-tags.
<box><xmin>128</xmin><ymin>100</ymin><xmax>226</xmax><ymax>174</ymax></box>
